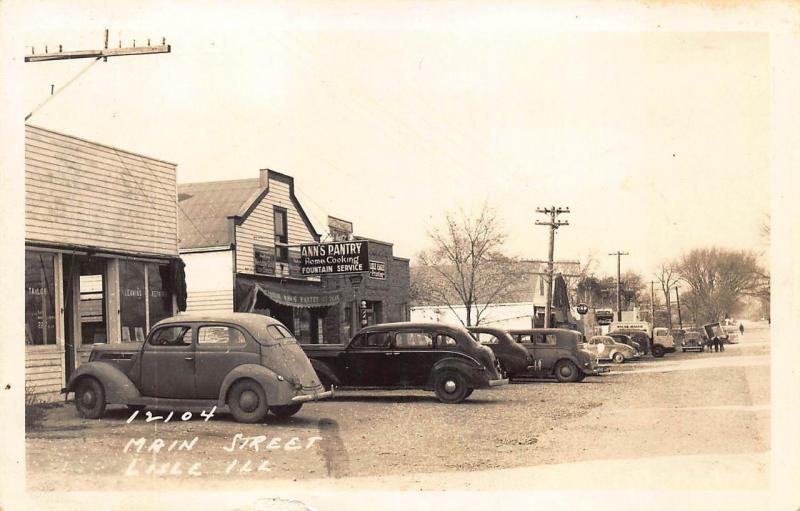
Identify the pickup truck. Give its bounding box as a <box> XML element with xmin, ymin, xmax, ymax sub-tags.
<box><xmin>301</xmin><ymin>322</ymin><xmax>508</xmax><ymax>404</ymax></box>
<box><xmin>62</xmin><ymin>313</ymin><xmax>332</xmax><ymax>422</ymax></box>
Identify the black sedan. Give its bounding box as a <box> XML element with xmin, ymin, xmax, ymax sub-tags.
<box><xmin>467</xmin><ymin>326</ymin><xmax>533</xmax><ymax>378</ymax></box>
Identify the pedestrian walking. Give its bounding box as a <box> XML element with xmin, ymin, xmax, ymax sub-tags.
<box><xmin>739</xmin><ymin>323</ymin><xmax>744</xmax><ymax>336</ymax></box>
<box><xmin>713</xmin><ymin>336</ymin><xmax>720</xmax><ymax>352</ymax></box>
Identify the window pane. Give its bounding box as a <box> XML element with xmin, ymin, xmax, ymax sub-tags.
<box><xmin>437</xmin><ymin>334</ymin><xmax>458</xmax><ymax>347</ymax></box>
<box><xmin>274</xmin><ymin>209</ymin><xmax>287</xmax><ymax>238</ymax></box>
<box><xmin>120</xmin><ymin>260</ymin><xmax>146</xmax><ymax>342</ymax></box>
<box><xmin>199</xmin><ymin>326</ymin><xmax>244</xmax><ymax>345</ymax></box>
<box><xmin>147</xmin><ymin>263</ymin><xmax>172</xmax><ymax>328</ymax></box>
<box><xmin>365</xmin><ymin>332</ymin><xmax>390</xmax><ymax>347</ymax></box>
<box><xmin>149</xmin><ymin>326</ymin><xmax>191</xmax><ymax>346</ymax></box>
<box><xmin>25</xmin><ymin>252</ymin><xmax>56</xmax><ymax>345</ymax></box>
<box><xmin>395</xmin><ymin>332</ymin><xmax>434</xmax><ymax>348</ymax></box>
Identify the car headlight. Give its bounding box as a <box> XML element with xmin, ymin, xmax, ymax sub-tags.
<box><xmin>277</xmin><ymin>375</ymin><xmax>285</xmax><ymax>381</ymax></box>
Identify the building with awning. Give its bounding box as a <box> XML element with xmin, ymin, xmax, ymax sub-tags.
<box><xmin>178</xmin><ymin>169</ymin><xmax>410</xmax><ymax>344</ymax></box>
<box><xmin>24</xmin><ymin>125</ymin><xmax>183</xmax><ymax>401</ymax></box>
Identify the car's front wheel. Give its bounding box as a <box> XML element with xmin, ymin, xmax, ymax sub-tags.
<box><xmin>652</xmin><ymin>345</ymin><xmax>665</xmax><ymax>358</ymax></box>
<box><xmin>554</xmin><ymin>360</ymin><xmax>581</xmax><ymax>382</ymax></box>
<box><xmin>74</xmin><ymin>377</ymin><xmax>106</xmax><ymax>419</ymax></box>
<box><xmin>270</xmin><ymin>403</ymin><xmax>303</xmax><ymax>419</ymax></box>
<box><xmin>228</xmin><ymin>379</ymin><xmax>268</xmax><ymax>423</ymax></box>
<box><xmin>434</xmin><ymin>370</ymin><xmax>469</xmax><ymax>403</ymax></box>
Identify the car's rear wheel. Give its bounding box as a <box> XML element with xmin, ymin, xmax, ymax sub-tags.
<box><xmin>270</xmin><ymin>403</ymin><xmax>303</xmax><ymax>419</ymax></box>
<box><xmin>612</xmin><ymin>352</ymin><xmax>625</xmax><ymax>364</ymax></box>
<box><xmin>434</xmin><ymin>370</ymin><xmax>469</xmax><ymax>403</ymax></box>
<box><xmin>228</xmin><ymin>379</ymin><xmax>268</xmax><ymax>423</ymax></box>
<box><xmin>74</xmin><ymin>377</ymin><xmax>106</xmax><ymax>419</ymax></box>
<box><xmin>554</xmin><ymin>360</ymin><xmax>581</xmax><ymax>382</ymax></box>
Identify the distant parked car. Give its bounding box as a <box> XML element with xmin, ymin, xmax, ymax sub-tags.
<box><xmin>612</xmin><ymin>329</ymin><xmax>652</xmax><ymax>355</ymax></box>
<box><xmin>301</xmin><ymin>322</ymin><xmax>508</xmax><ymax>404</ymax></box>
<box><xmin>607</xmin><ymin>333</ymin><xmax>643</xmax><ymax>356</ymax></box>
<box><xmin>467</xmin><ymin>326</ymin><xmax>533</xmax><ymax>378</ymax></box>
<box><xmin>63</xmin><ymin>313</ymin><xmax>332</xmax><ymax>422</ymax></box>
<box><xmin>583</xmin><ymin>335</ymin><xmax>639</xmax><ymax>364</ymax></box>
<box><xmin>681</xmin><ymin>331</ymin><xmax>705</xmax><ymax>352</ymax></box>
<box><xmin>507</xmin><ymin>329</ymin><xmax>609</xmax><ymax>382</ymax></box>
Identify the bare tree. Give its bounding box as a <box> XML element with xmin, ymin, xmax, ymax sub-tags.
<box><xmin>675</xmin><ymin>247</ymin><xmax>766</xmax><ymax>324</ymax></box>
<box><xmin>655</xmin><ymin>262</ymin><xmax>680</xmax><ymax>328</ymax></box>
<box><xmin>415</xmin><ymin>204</ymin><xmax>519</xmax><ymax>326</ymax></box>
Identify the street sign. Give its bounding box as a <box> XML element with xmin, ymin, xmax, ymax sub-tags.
<box><xmin>299</xmin><ymin>241</ymin><xmax>369</xmax><ymax>276</ymax></box>
<box><xmin>576</xmin><ymin>303</ymin><xmax>589</xmax><ymax>315</ymax></box>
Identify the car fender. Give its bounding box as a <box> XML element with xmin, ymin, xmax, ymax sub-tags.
<box><xmin>427</xmin><ymin>356</ymin><xmax>482</xmax><ymax>387</ymax></box>
<box><xmin>309</xmin><ymin>359</ymin><xmax>341</xmax><ymax>387</ymax></box>
<box><xmin>554</xmin><ymin>354</ymin><xmax>583</xmax><ymax>371</ymax></box>
<box><xmin>217</xmin><ymin>364</ymin><xmax>294</xmax><ymax>407</ymax></box>
<box><xmin>65</xmin><ymin>362</ymin><xmax>141</xmax><ymax>404</ymax></box>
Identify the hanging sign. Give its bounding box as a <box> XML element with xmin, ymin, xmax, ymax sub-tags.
<box><xmin>299</xmin><ymin>241</ymin><xmax>369</xmax><ymax>275</ymax></box>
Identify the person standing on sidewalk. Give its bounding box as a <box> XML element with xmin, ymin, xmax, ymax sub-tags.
<box><xmin>739</xmin><ymin>323</ymin><xmax>745</xmax><ymax>336</ymax></box>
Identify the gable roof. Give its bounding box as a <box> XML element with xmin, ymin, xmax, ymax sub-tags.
<box><xmin>178</xmin><ymin>178</ymin><xmax>263</xmax><ymax>249</ymax></box>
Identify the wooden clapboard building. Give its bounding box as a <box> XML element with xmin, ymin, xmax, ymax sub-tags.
<box><xmin>25</xmin><ymin>125</ymin><xmax>181</xmax><ymax>401</ymax></box>
<box><xmin>178</xmin><ymin>169</ymin><xmax>410</xmax><ymax>344</ymax></box>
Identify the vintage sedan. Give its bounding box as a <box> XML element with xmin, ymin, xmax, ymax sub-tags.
<box><xmin>301</xmin><ymin>322</ymin><xmax>508</xmax><ymax>404</ymax></box>
<box><xmin>62</xmin><ymin>313</ymin><xmax>332</xmax><ymax>422</ymax></box>
<box><xmin>467</xmin><ymin>326</ymin><xmax>533</xmax><ymax>377</ymax></box>
<box><xmin>681</xmin><ymin>331</ymin><xmax>705</xmax><ymax>352</ymax></box>
<box><xmin>507</xmin><ymin>328</ymin><xmax>608</xmax><ymax>382</ymax></box>
<box><xmin>611</xmin><ymin>329</ymin><xmax>651</xmax><ymax>355</ymax></box>
<box><xmin>607</xmin><ymin>332</ymin><xmax>643</xmax><ymax>356</ymax></box>
<box><xmin>583</xmin><ymin>335</ymin><xmax>639</xmax><ymax>364</ymax></box>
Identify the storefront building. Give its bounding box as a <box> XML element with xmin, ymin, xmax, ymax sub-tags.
<box><xmin>24</xmin><ymin>125</ymin><xmax>180</xmax><ymax>401</ymax></box>
<box><xmin>178</xmin><ymin>170</ymin><xmax>410</xmax><ymax>344</ymax></box>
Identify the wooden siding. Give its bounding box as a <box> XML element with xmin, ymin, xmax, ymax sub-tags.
<box><xmin>25</xmin><ymin>347</ymin><xmax>64</xmax><ymax>402</ymax></box>
<box><xmin>235</xmin><ymin>178</ymin><xmax>317</xmax><ymax>274</ymax></box>
<box><xmin>186</xmin><ymin>290</ymin><xmax>235</xmax><ymax>314</ymax></box>
<box><xmin>25</xmin><ymin>126</ymin><xmax>178</xmax><ymax>257</ymax></box>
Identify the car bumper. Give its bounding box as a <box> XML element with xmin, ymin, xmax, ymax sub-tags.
<box><xmin>488</xmin><ymin>378</ymin><xmax>509</xmax><ymax>387</ymax></box>
<box><xmin>291</xmin><ymin>388</ymin><xmax>334</xmax><ymax>403</ymax></box>
<box><xmin>587</xmin><ymin>366</ymin><xmax>611</xmax><ymax>375</ymax></box>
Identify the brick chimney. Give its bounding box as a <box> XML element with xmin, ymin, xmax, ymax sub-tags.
<box><xmin>259</xmin><ymin>168</ymin><xmax>269</xmax><ymax>188</ymax></box>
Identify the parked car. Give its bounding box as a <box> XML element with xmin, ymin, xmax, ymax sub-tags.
<box><xmin>301</xmin><ymin>322</ymin><xmax>508</xmax><ymax>404</ymax></box>
<box><xmin>62</xmin><ymin>313</ymin><xmax>332</xmax><ymax>422</ymax></box>
<box><xmin>607</xmin><ymin>332</ymin><xmax>643</xmax><ymax>356</ymax></box>
<box><xmin>583</xmin><ymin>335</ymin><xmax>639</xmax><ymax>364</ymax></box>
<box><xmin>681</xmin><ymin>331</ymin><xmax>705</xmax><ymax>352</ymax></box>
<box><xmin>467</xmin><ymin>326</ymin><xmax>534</xmax><ymax>378</ymax></box>
<box><xmin>612</xmin><ymin>329</ymin><xmax>652</xmax><ymax>355</ymax></box>
<box><xmin>651</xmin><ymin>327</ymin><xmax>677</xmax><ymax>357</ymax></box>
<box><xmin>507</xmin><ymin>328</ymin><xmax>608</xmax><ymax>382</ymax></box>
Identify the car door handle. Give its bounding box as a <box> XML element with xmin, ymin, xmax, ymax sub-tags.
<box><xmin>184</xmin><ymin>356</ymin><xmax>194</xmax><ymax>361</ymax></box>
<box><xmin>384</xmin><ymin>352</ymin><xmax>394</xmax><ymax>356</ymax></box>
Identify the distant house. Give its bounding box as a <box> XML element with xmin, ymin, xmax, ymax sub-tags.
<box><xmin>178</xmin><ymin>169</ymin><xmax>410</xmax><ymax>344</ymax></box>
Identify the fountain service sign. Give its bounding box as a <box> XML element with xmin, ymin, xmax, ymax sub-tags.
<box><xmin>299</xmin><ymin>241</ymin><xmax>370</xmax><ymax>275</ymax></box>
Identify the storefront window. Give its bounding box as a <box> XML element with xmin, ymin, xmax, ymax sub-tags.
<box><xmin>25</xmin><ymin>251</ymin><xmax>56</xmax><ymax>345</ymax></box>
<box><xmin>147</xmin><ymin>263</ymin><xmax>172</xmax><ymax>327</ymax></box>
<box><xmin>120</xmin><ymin>260</ymin><xmax>146</xmax><ymax>342</ymax></box>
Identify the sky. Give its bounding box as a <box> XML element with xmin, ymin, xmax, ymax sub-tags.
<box><xmin>12</xmin><ymin>1</ymin><xmax>772</xmax><ymax>278</ymax></box>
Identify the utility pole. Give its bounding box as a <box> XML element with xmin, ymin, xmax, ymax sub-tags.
<box><xmin>26</xmin><ymin>29</ymin><xmax>171</xmax><ymax>62</ymax></box>
<box><xmin>674</xmin><ymin>286</ymin><xmax>683</xmax><ymax>329</ymax></box>
<box><xmin>25</xmin><ymin>30</ymin><xmax>171</xmax><ymax>121</ymax></box>
<box><xmin>535</xmin><ymin>207</ymin><xmax>569</xmax><ymax>328</ymax></box>
<box><xmin>650</xmin><ymin>280</ymin><xmax>657</xmax><ymax>326</ymax></box>
<box><xmin>608</xmin><ymin>251</ymin><xmax>629</xmax><ymax>322</ymax></box>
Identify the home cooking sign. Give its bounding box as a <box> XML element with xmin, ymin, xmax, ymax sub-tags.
<box><xmin>299</xmin><ymin>241</ymin><xmax>369</xmax><ymax>276</ymax></box>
